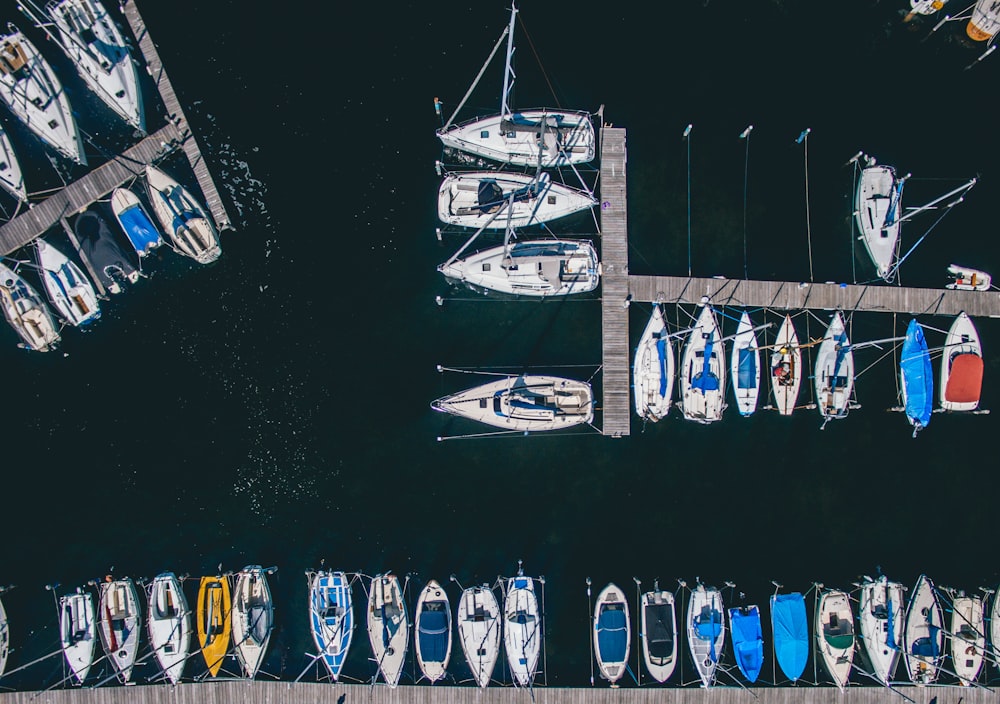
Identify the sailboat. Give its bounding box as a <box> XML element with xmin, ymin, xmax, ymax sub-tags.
<box><xmin>679</xmin><ymin>303</ymin><xmax>726</xmax><ymax>424</ymax></box>
<box><xmin>967</xmin><ymin>0</ymin><xmax>1000</xmax><ymax>41</ymax></box>
<box><xmin>231</xmin><ymin>565</ymin><xmax>273</xmax><ymax>679</ymax></box>
<box><xmin>0</xmin><ymin>259</ymin><xmax>59</xmax><ymax>352</ymax></box>
<box><xmin>854</xmin><ymin>156</ymin><xmax>903</xmax><ymax>282</ymax></box>
<box><xmin>940</xmin><ymin>311</ymin><xmax>984</xmax><ymax>412</ymax></box>
<box><xmin>437</xmin><ymin>170</ymin><xmax>596</xmax><ymax>229</ymax></box>
<box><xmin>770</xmin><ymin>314</ymin><xmax>802</xmax><ymax>416</ymax></box>
<box><xmin>34</xmin><ymin>238</ymin><xmax>100</xmax><ymax>327</ymax></box>
<box><xmin>196</xmin><ymin>573</ymin><xmax>231</xmax><ymax>677</ymax></box>
<box><xmin>0</xmin><ymin>24</ymin><xmax>86</xmax><ymax>164</ymax></box>
<box><xmin>456</xmin><ymin>584</ymin><xmax>500</xmax><ymax>688</ymax></box>
<box><xmin>145</xmin><ymin>164</ymin><xmax>222</xmax><ymax>265</ymax></box>
<box><xmin>770</xmin><ymin>591</ymin><xmax>808</xmax><ymax>683</ymax></box>
<box><xmin>367</xmin><ymin>573</ymin><xmax>408</xmax><ymax>688</ymax></box>
<box><xmin>728</xmin><ymin>604</ymin><xmax>764</xmax><ymax>683</ymax></box>
<box><xmin>96</xmin><ymin>575</ymin><xmax>141</xmax><ymax>683</ymax></box>
<box><xmin>946</xmin><ymin>264</ymin><xmax>991</xmax><ymax>291</ymax></box>
<box><xmin>687</xmin><ymin>583</ymin><xmax>725</xmax><ymax>688</ymax></box>
<box><xmin>900</xmin><ymin>318</ymin><xmax>933</xmax><ymax>436</ymax></box>
<box><xmin>414</xmin><ymin>580</ymin><xmax>452</xmax><ymax>684</ymax></box>
<box><xmin>111</xmin><ymin>187</ymin><xmax>163</xmax><ymax>258</ymax></box>
<box><xmin>991</xmin><ymin>586</ymin><xmax>1000</xmax><ymax>677</ymax></box>
<box><xmin>815</xmin><ymin>311</ymin><xmax>854</xmax><ymax>428</ymax></box>
<box><xmin>858</xmin><ymin>575</ymin><xmax>904</xmax><ymax>686</ymax></box>
<box><xmin>435</xmin><ymin>3</ymin><xmax>595</xmax><ymax>168</ymax></box>
<box><xmin>146</xmin><ymin>572</ymin><xmax>192</xmax><ymax>685</ymax></box>
<box><xmin>503</xmin><ymin>568</ymin><xmax>540</xmax><ymax>688</ymax></box>
<box><xmin>730</xmin><ymin>310</ymin><xmax>760</xmax><ymax>416</ymax></box>
<box><xmin>633</xmin><ymin>303</ymin><xmax>675</xmax><ymax>422</ymax></box>
<box><xmin>903</xmin><ymin>574</ymin><xmax>944</xmax><ymax>685</ymax></box>
<box><xmin>948</xmin><ymin>590</ymin><xmax>985</xmax><ymax>686</ymax></box>
<box><xmin>593</xmin><ymin>583</ymin><xmax>629</xmax><ymax>686</ymax></box>
<box><xmin>908</xmin><ymin>0</ymin><xmax>949</xmax><ymax>15</ymax></box>
<box><xmin>74</xmin><ymin>208</ymin><xmax>140</xmax><ymax>294</ymax></box>
<box><xmin>640</xmin><ymin>583</ymin><xmax>677</xmax><ymax>683</ymax></box>
<box><xmin>815</xmin><ymin>588</ymin><xmax>855</xmax><ymax>691</ymax></box>
<box><xmin>17</xmin><ymin>0</ymin><xmax>144</xmax><ymax>131</ymax></box>
<box><xmin>0</xmin><ymin>121</ymin><xmax>24</xmax><ymax>202</ymax></box>
<box><xmin>431</xmin><ymin>374</ymin><xmax>593</xmax><ymax>433</ymax></box>
<box><xmin>59</xmin><ymin>587</ymin><xmax>96</xmax><ymax>684</ymax></box>
<box><xmin>308</xmin><ymin>569</ymin><xmax>354</xmax><ymax>682</ymax></box>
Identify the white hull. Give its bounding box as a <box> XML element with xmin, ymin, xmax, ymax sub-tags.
<box><xmin>0</xmin><ymin>260</ymin><xmax>60</xmax><ymax>351</ymax></box>
<box><xmin>633</xmin><ymin>304</ymin><xmax>674</xmax><ymax>421</ymax></box>
<box><xmin>950</xmin><ymin>595</ymin><xmax>985</xmax><ymax>686</ymax></box>
<box><xmin>457</xmin><ymin>585</ymin><xmax>500</xmax><ymax>688</ymax></box>
<box><xmin>855</xmin><ymin>162</ymin><xmax>900</xmax><ymax>280</ymax></box>
<box><xmin>35</xmin><ymin>239</ymin><xmax>100</xmax><ymax>327</ymax></box>
<box><xmin>367</xmin><ymin>574</ymin><xmax>408</xmax><ymax>688</ymax></box>
<box><xmin>909</xmin><ymin>0</ymin><xmax>947</xmax><ymax>14</ymax></box>
<box><xmin>858</xmin><ymin>576</ymin><xmax>904</xmax><ymax>686</ymax></box>
<box><xmin>0</xmin><ymin>25</ymin><xmax>86</xmax><ymax>164</ymax></box>
<box><xmin>730</xmin><ymin>311</ymin><xmax>760</xmax><ymax>416</ymax></box>
<box><xmin>968</xmin><ymin>0</ymin><xmax>1000</xmax><ymax>40</ymax></box>
<box><xmin>437</xmin><ymin>171</ymin><xmax>595</xmax><ymax>229</ymax></box>
<box><xmin>593</xmin><ymin>583</ymin><xmax>629</xmax><ymax>684</ymax></box>
<box><xmin>146</xmin><ymin>573</ymin><xmax>191</xmax><ymax>685</ymax></box>
<box><xmin>97</xmin><ymin>578</ymin><xmax>141</xmax><ymax>683</ymax></box>
<box><xmin>992</xmin><ymin>584</ymin><xmax>1000</xmax><ymax>675</ymax></box>
<box><xmin>231</xmin><ymin>566</ymin><xmax>273</xmax><ymax>679</ymax></box>
<box><xmin>145</xmin><ymin>164</ymin><xmax>221</xmax><ymax>264</ymax></box>
<box><xmin>940</xmin><ymin>311</ymin><xmax>982</xmax><ymax>412</ymax></box>
<box><xmin>59</xmin><ymin>590</ymin><xmax>96</xmax><ymax>684</ymax></box>
<box><xmin>946</xmin><ymin>264</ymin><xmax>991</xmax><ymax>291</ymax></box>
<box><xmin>640</xmin><ymin>589</ymin><xmax>677</xmax><ymax>683</ymax></box>
<box><xmin>308</xmin><ymin>570</ymin><xmax>353</xmax><ymax>682</ymax></box>
<box><xmin>432</xmin><ymin>374</ymin><xmax>593</xmax><ymax>432</ymax></box>
<box><xmin>679</xmin><ymin>304</ymin><xmax>726</xmax><ymax>424</ymax></box>
<box><xmin>0</xmin><ymin>123</ymin><xmax>24</xmax><ymax>201</ymax></box>
<box><xmin>43</xmin><ymin>0</ymin><xmax>145</xmax><ymax>131</ymax></box>
<box><xmin>504</xmin><ymin>575</ymin><xmax>540</xmax><ymax>687</ymax></box>
<box><xmin>439</xmin><ymin>238</ymin><xmax>599</xmax><ymax>297</ymax></box>
<box><xmin>816</xmin><ymin>590</ymin><xmax>854</xmax><ymax>691</ymax></box>
<box><xmin>770</xmin><ymin>314</ymin><xmax>802</xmax><ymax>416</ymax></box>
<box><xmin>438</xmin><ymin>110</ymin><xmax>595</xmax><ymax>168</ymax></box>
<box><xmin>687</xmin><ymin>585</ymin><xmax>725</xmax><ymax>688</ymax></box>
<box><xmin>903</xmin><ymin>574</ymin><xmax>944</xmax><ymax>685</ymax></box>
<box><xmin>414</xmin><ymin>580</ymin><xmax>451</xmax><ymax>683</ymax></box>
<box><xmin>815</xmin><ymin>311</ymin><xmax>854</xmax><ymax>426</ymax></box>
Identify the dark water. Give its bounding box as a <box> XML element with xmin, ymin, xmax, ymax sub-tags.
<box><xmin>0</xmin><ymin>0</ymin><xmax>998</xmax><ymax>691</ymax></box>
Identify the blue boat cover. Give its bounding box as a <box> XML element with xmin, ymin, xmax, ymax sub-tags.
<box><xmin>911</xmin><ymin>631</ymin><xmax>940</xmax><ymax>658</ymax></box>
<box><xmin>309</xmin><ymin>573</ymin><xmax>352</xmax><ymax>678</ymax></box>
<box><xmin>885</xmin><ymin>176</ymin><xmax>904</xmax><ymax>226</ymax></box>
<box><xmin>418</xmin><ymin>606</ymin><xmax>449</xmax><ymax>663</ymax></box>
<box><xmin>691</xmin><ymin>332</ymin><xmax>719</xmax><ymax>393</ymax></box>
<box><xmin>596</xmin><ymin>604</ymin><xmax>628</xmax><ymax>663</ymax></box>
<box><xmin>886</xmin><ymin>597</ymin><xmax>897</xmax><ymax>649</ymax></box>
<box><xmin>901</xmin><ymin>319</ymin><xmax>933</xmax><ymax>429</ymax></box>
<box><xmin>694</xmin><ymin>604</ymin><xmax>722</xmax><ymax>663</ymax></box>
<box><xmin>729</xmin><ymin>606</ymin><xmax>763</xmax><ymax>683</ymax></box>
<box><xmin>656</xmin><ymin>337</ymin><xmax>668</xmax><ymax>397</ymax></box>
<box><xmin>737</xmin><ymin>347</ymin><xmax>756</xmax><ymax>390</ymax></box>
<box><xmin>771</xmin><ymin>593</ymin><xmax>808</xmax><ymax>682</ymax></box>
<box><xmin>117</xmin><ymin>203</ymin><xmax>161</xmax><ymax>255</ymax></box>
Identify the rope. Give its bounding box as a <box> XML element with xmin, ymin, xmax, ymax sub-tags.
<box><xmin>516</xmin><ymin>14</ymin><xmax>560</xmax><ymax>110</ymax></box>
<box><xmin>800</xmin><ymin>130</ymin><xmax>814</xmax><ymax>282</ymax></box>
<box><xmin>685</xmin><ymin>125</ymin><xmax>692</xmax><ymax>277</ymax></box>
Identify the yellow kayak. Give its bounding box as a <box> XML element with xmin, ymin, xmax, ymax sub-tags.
<box><xmin>197</xmin><ymin>575</ymin><xmax>231</xmax><ymax>677</ymax></box>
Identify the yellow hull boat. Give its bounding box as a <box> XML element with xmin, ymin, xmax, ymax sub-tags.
<box><xmin>197</xmin><ymin>575</ymin><xmax>231</xmax><ymax>677</ymax></box>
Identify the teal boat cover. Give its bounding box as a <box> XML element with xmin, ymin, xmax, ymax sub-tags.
<box><xmin>901</xmin><ymin>319</ymin><xmax>932</xmax><ymax>430</ymax></box>
<box><xmin>771</xmin><ymin>593</ymin><xmax>808</xmax><ymax>682</ymax></box>
<box><xmin>729</xmin><ymin>606</ymin><xmax>763</xmax><ymax>683</ymax></box>
<box><xmin>737</xmin><ymin>347</ymin><xmax>756</xmax><ymax>389</ymax></box>
<box><xmin>596</xmin><ymin>603</ymin><xmax>628</xmax><ymax>664</ymax></box>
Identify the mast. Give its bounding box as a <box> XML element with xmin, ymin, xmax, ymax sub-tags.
<box><xmin>499</xmin><ymin>3</ymin><xmax>518</xmax><ymax>119</ymax></box>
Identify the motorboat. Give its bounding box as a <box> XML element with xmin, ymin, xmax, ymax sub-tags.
<box><xmin>0</xmin><ymin>260</ymin><xmax>60</xmax><ymax>352</ymax></box>
<box><xmin>367</xmin><ymin>573</ymin><xmax>408</xmax><ymax>687</ymax></box>
<box><xmin>728</xmin><ymin>604</ymin><xmax>763</xmax><ymax>683</ymax></box>
<box><xmin>770</xmin><ymin>314</ymin><xmax>802</xmax><ymax>416</ymax></box>
<box><xmin>74</xmin><ymin>208</ymin><xmax>139</xmax><ymax>294</ymax></box>
<box><xmin>146</xmin><ymin>572</ymin><xmax>191</xmax><ymax>685</ymax></box>
<box><xmin>196</xmin><ymin>574</ymin><xmax>231</xmax><ymax>677</ymax></box>
<box><xmin>814</xmin><ymin>311</ymin><xmax>854</xmax><ymax>428</ymax></box>
<box><xmin>949</xmin><ymin>591</ymin><xmax>985</xmax><ymax>686</ymax></box>
<box><xmin>33</xmin><ymin>238</ymin><xmax>100</xmax><ymax>327</ymax></box>
<box><xmin>679</xmin><ymin>303</ymin><xmax>726</xmax><ymax>424</ymax></box>
<box><xmin>858</xmin><ymin>575</ymin><xmax>904</xmax><ymax>686</ymax></box>
<box><xmin>940</xmin><ymin>311</ymin><xmax>983</xmax><ymax>412</ymax></box>
<box><xmin>946</xmin><ymin>264</ymin><xmax>991</xmax><ymax>291</ymax></box>
<box><xmin>903</xmin><ymin>574</ymin><xmax>944</xmax><ymax>685</ymax></box>
<box><xmin>730</xmin><ymin>310</ymin><xmax>760</xmax><ymax>416</ymax></box>
<box><xmin>967</xmin><ymin>0</ymin><xmax>1000</xmax><ymax>40</ymax></box>
<box><xmin>0</xmin><ymin>24</ymin><xmax>86</xmax><ymax>164</ymax></box>
<box><xmin>456</xmin><ymin>584</ymin><xmax>500</xmax><ymax>688</ymax></box>
<box><xmin>18</xmin><ymin>0</ymin><xmax>144</xmax><ymax>131</ymax></box>
<box><xmin>431</xmin><ymin>374</ymin><xmax>593</xmax><ymax>433</ymax></box>
<box><xmin>111</xmin><ymin>187</ymin><xmax>163</xmax><ymax>258</ymax></box>
<box><xmin>59</xmin><ymin>587</ymin><xmax>96</xmax><ymax>684</ymax></box>
<box><xmin>503</xmin><ymin>569</ymin><xmax>540</xmax><ymax>688</ymax></box>
<box><xmin>437</xmin><ymin>170</ymin><xmax>596</xmax><ymax>229</ymax></box>
<box><xmin>231</xmin><ymin>565</ymin><xmax>274</xmax><ymax>679</ymax></box>
<box><xmin>308</xmin><ymin>569</ymin><xmax>354</xmax><ymax>682</ymax></box>
<box><xmin>633</xmin><ymin>303</ymin><xmax>675</xmax><ymax>422</ymax></box>
<box><xmin>687</xmin><ymin>584</ymin><xmax>724</xmax><ymax>687</ymax></box>
<box><xmin>96</xmin><ymin>575</ymin><xmax>141</xmax><ymax>683</ymax></box>
<box><xmin>0</xmin><ymin>122</ymin><xmax>24</xmax><ymax>202</ymax></box>
<box><xmin>900</xmin><ymin>318</ymin><xmax>932</xmax><ymax>436</ymax></box>
<box><xmin>771</xmin><ymin>591</ymin><xmax>808</xmax><ymax>683</ymax></box>
<box><xmin>815</xmin><ymin>588</ymin><xmax>855</xmax><ymax>691</ymax></box>
<box><xmin>640</xmin><ymin>584</ymin><xmax>677</xmax><ymax>683</ymax></box>
<box><xmin>593</xmin><ymin>583</ymin><xmax>629</xmax><ymax>686</ymax></box>
<box><xmin>414</xmin><ymin>580</ymin><xmax>451</xmax><ymax>683</ymax></box>
<box><xmin>854</xmin><ymin>156</ymin><xmax>903</xmax><ymax>281</ymax></box>
<box><xmin>145</xmin><ymin>164</ymin><xmax>222</xmax><ymax>265</ymax></box>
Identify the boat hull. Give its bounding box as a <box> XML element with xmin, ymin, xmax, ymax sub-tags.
<box><xmin>111</xmin><ymin>187</ymin><xmax>163</xmax><ymax>257</ymax></box>
<box><xmin>74</xmin><ymin>210</ymin><xmax>140</xmax><ymax>294</ymax></box>
<box><xmin>771</xmin><ymin>592</ymin><xmax>808</xmax><ymax>683</ymax></box>
<box><xmin>815</xmin><ymin>311</ymin><xmax>854</xmax><ymax>426</ymax></box>
<box><xmin>0</xmin><ymin>125</ymin><xmax>24</xmax><ymax>202</ymax></box>
<box><xmin>946</xmin><ymin>264</ymin><xmax>991</xmax><ymax>291</ymax></box>
<box><xmin>0</xmin><ymin>261</ymin><xmax>60</xmax><ymax>351</ymax></box>
<box><xmin>950</xmin><ymin>595</ymin><xmax>984</xmax><ymax>686</ymax></box>
<box><xmin>231</xmin><ymin>566</ymin><xmax>274</xmax><ymax>679</ymax></box>
<box><xmin>309</xmin><ymin>570</ymin><xmax>353</xmax><ymax>682</ymax></box>
<box><xmin>593</xmin><ymin>583</ymin><xmax>629</xmax><ymax>684</ymax></box>
<box><xmin>641</xmin><ymin>590</ymin><xmax>677</xmax><ymax>683</ymax></box>
<box><xmin>197</xmin><ymin>575</ymin><xmax>232</xmax><ymax>677</ymax></box>
<box><xmin>367</xmin><ymin>574</ymin><xmax>408</xmax><ymax>688</ymax></box>
<box><xmin>35</xmin><ymin>239</ymin><xmax>100</xmax><ymax>326</ymax></box>
<box><xmin>97</xmin><ymin>578</ymin><xmax>141</xmax><ymax>683</ymax></box>
<box><xmin>457</xmin><ymin>585</ymin><xmax>500</xmax><ymax>688</ymax></box>
<box><xmin>728</xmin><ymin>605</ymin><xmax>763</xmax><ymax>683</ymax></box>
<box><xmin>145</xmin><ymin>164</ymin><xmax>222</xmax><ymax>265</ymax></box>
<box><xmin>59</xmin><ymin>590</ymin><xmax>96</xmax><ymax>684</ymax></box>
<box><xmin>731</xmin><ymin>311</ymin><xmax>760</xmax><ymax>416</ymax></box>
<box><xmin>147</xmin><ymin>573</ymin><xmax>192</xmax><ymax>685</ymax></box>
<box><xmin>770</xmin><ymin>314</ymin><xmax>802</xmax><ymax>416</ymax></box>
<box><xmin>503</xmin><ymin>575</ymin><xmax>540</xmax><ymax>687</ymax></box>
<box><xmin>903</xmin><ymin>574</ymin><xmax>944</xmax><ymax>685</ymax></box>
<box><xmin>816</xmin><ymin>590</ymin><xmax>855</xmax><ymax>691</ymax></box>
<box><xmin>679</xmin><ymin>305</ymin><xmax>726</xmax><ymax>424</ymax></box>
<box><xmin>437</xmin><ymin>110</ymin><xmax>595</xmax><ymax>168</ymax></box>
<box><xmin>940</xmin><ymin>311</ymin><xmax>983</xmax><ymax>412</ymax></box>
<box><xmin>858</xmin><ymin>576</ymin><xmax>904</xmax><ymax>686</ymax></box>
<box><xmin>687</xmin><ymin>585</ymin><xmax>725</xmax><ymax>687</ymax></box>
<box><xmin>900</xmin><ymin>319</ymin><xmax>933</xmax><ymax>434</ymax></box>
<box><xmin>415</xmin><ymin>580</ymin><xmax>452</xmax><ymax>683</ymax></box>
<box><xmin>437</xmin><ymin>171</ymin><xmax>595</xmax><ymax>229</ymax></box>
<box><xmin>633</xmin><ymin>304</ymin><xmax>674</xmax><ymax>421</ymax></box>
<box><xmin>855</xmin><ymin>163</ymin><xmax>900</xmax><ymax>280</ymax></box>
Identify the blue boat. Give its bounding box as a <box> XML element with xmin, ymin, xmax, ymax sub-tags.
<box><xmin>111</xmin><ymin>187</ymin><xmax>163</xmax><ymax>258</ymax></box>
<box><xmin>593</xmin><ymin>583</ymin><xmax>630</xmax><ymax>685</ymax></box>
<box><xmin>900</xmin><ymin>318</ymin><xmax>933</xmax><ymax>436</ymax></box>
<box><xmin>771</xmin><ymin>592</ymin><xmax>808</xmax><ymax>683</ymax></box>
<box><xmin>729</xmin><ymin>605</ymin><xmax>764</xmax><ymax>683</ymax></box>
<box><xmin>415</xmin><ymin>580</ymin><xmax>452</xmax><ymax>683</ymax></box>
<box><xmin>308</xmin><ymin>570</ymin><xmax>353</xmax><ymax>682</ymax></box>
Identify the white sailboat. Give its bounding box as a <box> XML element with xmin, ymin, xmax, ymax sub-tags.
<box><xmin>0</xmin><ymin>259</ymin><xmax>60</xmax><ymax>352</ymax></box>
<box><xmin>456</xmin><ymin>584</ymin><xmax>500</xmax><ymax>688</ymax></box>
<box><xmin>0</xmin><ymin>121</ymin><xmax>25</xmax><ymax>202</ymax></box>
<box><xmin>231</xmin><ymin>565</ymin><xmax>274</xmax><ymax>679</ymax></box>
<box><xmin>991</xmin><ymin>586</ymin><xmax>1000</xmax><ymax>676</ymax></box>
<box><xmin>96</xmin><ymin>576</ymin><xmax>141</xmax><ymax>683</ymax></box>
<box><xmin>146</xmin><ymin>572</ymin><xmax>191</xmax><ymax>685</ymax></box>
<box><xmin>908</xmin><ymin>0</ymin><xmax>949</xmax><ymax>15</ymax></box>
<box><xmin>145</xmin><ymin>164</ymin><xmax>222</xmax><ymax>265</ymax></box>
<box><xmin>858</xmin><ymin>575</ymin><xmax>904</xmax><ymax>686</ymax></box>
<box><xmin>815</xmin><ymin>589</ymin><xmax>855</xmax><ymax>691</ymax></box>
<box><xmin>946</xmin><ymin>264</ymin><xmax>991</xmax><ymax>291</ymax></box>
<box><xmin>436</xmin><ymin>4</ymin><xmax>594</xmax><ymax>168</ymax></box>
<box><xmin>730</xmin><ymin>310</ymin><xmax>760</xmax><ymax>416</ymax></box>
<box><xmin>903</xmin><ymin>574</ymin><xmax>944</xmax><ymax>685</ymax></box>
<box><xmin>640</xmin><ymin>583</ymin><xmax>677</xmax><ymax>683</ymax></box>
<box><xmin>633</xmin><ymin>303</ymin><xmax>675</xmax><ymax>422</ymax></box>
<box><xmin>592</xmin><ymin>583</ymin><xmax>629</xmax><ymax>686</ymax></box>
<box><xmin>940</xmin><ymin>311</ymin><xmax>983</xmax><ymax>412</ymax></box>
<box><xmin>0</xmin><ymin>24</ymin><xmax>86</xmax><ymax>164</ymax></box>
<box><xmin>34</xmin><ymin>238</ymin><xmax>100</xmax><ymax>327</ymax></box>
<box><xmin>18</xmin><ymin>0</ymin><xmax>144</xmax><ymax>131</ymax></box>
<box><xmin>686</xmin><ymin>583</ymin><xmax>725</xmax><ymax>688</ymax></box>
<box><xmin>814</xmin><ymin>311</ymin><xmax>854</xmax><ymax>429</ymax></box>
<box><xmin>769</xmin><ymin>314</ymin><xmax>802</xmax><ymax>416</ymax></box>
<box><xmin>503</xmin><ymin>567</ymin><xmax>540</xmax><ymax>688</ymax></box>
<box><xmin>855</xmin><ymin>156</ymin><xmax>904</xmax><ymax>282</ymax></box>
<box><xmin>948</xmin><ymin>590</ymin><xmax>985</xmax><ymax>686</ymax></box>
<box><xmin>679</xmin><ymin>303</ymin><xmax>726</xmax><ymax>424</ymax></box>
<box><xmin>414</xmin><ymin>580</ymin><xmax>451</xmax><ymax>684</ymax></box>
<box><xmin>367</xmin><ymin>573</ymin><xmax>408</xmax><ymax>688</ymax></box>
<box><xmin>967</xmin><ymin>0</ymin><xmax>1000</xmax><ymax>40</ymax></box>
<box><xmin>59</xmin><ymin>587</ymin><xmax>96</xmax><ymax>685</ymax></box>
<box><xmin>307</xmin><ymin>569</ymin><xmax>353</xmax><ymax>683</ymax></box>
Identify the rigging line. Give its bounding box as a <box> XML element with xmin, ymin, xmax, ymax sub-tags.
<box><xmin>740</xmin><ymin>125</ymin><xmax>752</xmax><ymax>280</ymax></box>
<box><xmin>440</xmin><ymin>25</ymin><xmax>510</xmax><ymax>131</ymax></box>
<box><xmin>798</xmin><ymin>128</ymin><xmax>814</xmax><ymax>282</ymax></box>
<box><xmin>684</xmin><ymin>123</ymin><xmax>692</xmax><ymax>277</ymax></box>
<box><xmin>515</xmin><ymin>13</ymin><xmax>559</xmax><ymax>110</ymax></box>
<box><xmin>855</xmin><ymin>343</ymin><xmax>899</xmax><ymax>380</ymax></box>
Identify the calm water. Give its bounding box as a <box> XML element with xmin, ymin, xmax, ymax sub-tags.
<box><xmin>0</xmin><ymin>0</ymin><xmax>998</xmax><ymax>690</ymax></box>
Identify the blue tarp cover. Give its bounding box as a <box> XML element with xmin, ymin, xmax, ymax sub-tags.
<box><xmin>418</xmin><ymin>608</ymin><xmax>449</xmax><ymax>663</ymax></box>
<box><xmin>886</xmin><ymin>176</ymin><xmax>904</xmax><ymax>225</ymax></box>
<box><xmin>656</xmin><ymin>338</ymin><xmax>668</xmax><ymax>397</ymax></box>
<box><xmin>737</xmin><ymin>347</ymin><xmax>756</xmax><ymax>389</ymax></box>
<box><xmin>117</xmin><ymin>204</ymin><xmax>161</xmax><ymax>254</ymax></box>
<box><xmin>691</xmin><ymin>334</ymin><xmax>719</xmax><ymax>393</ymax></box>
<box><xmin>596</xmin><ymin>605</ymin><xmax>628</xmax><ymax>663</ymax></box>
<box><xmin>729</xmin><ymin>607</ymin><xmax>763</xmax><ymax>683</ymax></box>
<box><xmin>694</xmin><ymin>605</ymin><xmax>722</xmax><ymax>663</ymax></box>
<box><xmin>771</xmin><ymin>593</ymin><xmax>808</xmax><ymax>682</ymax></box>
<box><xmin>886</xmin><ymin>597</ymin><xmax>897</xmax><ymax>649</ymax></box>
<box><xmin>901</xmin><ymin>319</ymin><xmax>933</xmax><ymax>429</ymax></box>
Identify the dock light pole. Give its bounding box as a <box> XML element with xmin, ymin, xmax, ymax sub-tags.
<box><xmin>739</xmin><ymin>125</ymin><xmax>753</xmax><ymax>280</ymax></box>
<box><xmin>683</xmin><ymin>124</ymin><xmax>693</xmax><ymax>277</ymax></box>
<box><xmin>796</xmin><ymin>128</ymin><xmax>814</xmax><ymax>282</ymax></box>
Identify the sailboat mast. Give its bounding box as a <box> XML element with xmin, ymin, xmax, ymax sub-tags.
<box><xmin>499</xmin><ymin>3</ymin><xmax>518</xmax><ymax>118</ymax></box>
<box><xmin>888</xmin><ymin>178</ymin><xmax>977</xmax><ymax>229</ymax></box>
